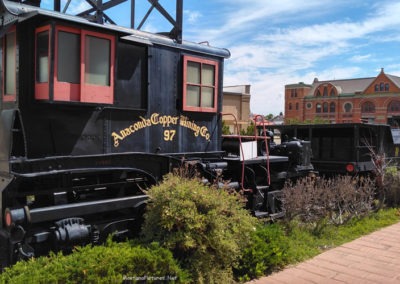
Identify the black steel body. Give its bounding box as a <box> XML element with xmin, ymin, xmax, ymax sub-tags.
<box><xmin>270</xmin><ymin>123</ymin><xmax>398</xmax><ymax>175</ymax></box>
<box><xmin>0</xmin><ymin>1</ymin><xmax>313</xmax><ymax>269</ymax></box>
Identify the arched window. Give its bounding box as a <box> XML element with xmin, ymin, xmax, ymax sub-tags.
<box><xmin>316</xmin><ymin>103</ymin><xmax>321</xmax><ymax>113</ymax></box>
<box><xmin>330</xmin><ymin>89</ymin><xmax>335</xmax><ymax>96</ymax></box>
<box><xmin>361</xmin><ymin>101</ymin><xmax>375</xmax><ymax>113</ymax></box>
<box><xmin>288</xmin><ymin>103</ymin><xmax>292</xmax><ymax>110</ymax></box>
<box><xmin>388</xmin><ymin>100</ymin><xmax>400</xmax><ymax>112</ymax></box>
<box><xmin>344</xmin><ymin>102</ymin><xmax>352</xmax><ymax>113</ymax></box>
<box><xmin>316</xmin><ymin>90</ymin><xmax>321</xmax><ymax>97</ymax></box>
<box><xmin>380</xmin><ymin>82</ymin><xmax>384</xmax><ymax>91</ymax></box>
<box><xmin>329</xmin><ymin>102</ymin><xmax>335</xmax><ymax>113</ymax></box>
<box><xmin>295</xmin><ymin>102</ymin><xmax>299</xmax><ymax>110</ymax></box>
<box><xmin>385</xmin><ymin>83</ymin><xmax>389</xmax><ymax>91</ymax></box>
<box><xmin>323</xmin><ymin>102</ymin><xmax>328</xmax><ymax>113</ymax></box>
<box><xmin>323</xmin><ymin>86</ymin><xmax>328</xmax><ymax>96</ymax></box>
<box><xmin>375</xmin><ymin>84</ymin><xmax>379</xmax><ymax>92</ymax></box>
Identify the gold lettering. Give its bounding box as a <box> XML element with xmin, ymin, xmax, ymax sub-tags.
<box><xmin>200</xmin><ymin>126</ymin><xmax>208</xmax><ymax>137</ymax></box>
<box><xmin>111</xmin><ymin>113</ymin><xmax>211</xmax><ymax>147</ymax></box>
<box><xmin>112</xmin><ymin>132</ymin><xmax>124</xmax><ymax>147</ymax></box>
<box><xmin>151</xmin><ymin>113</ymin><xmax>159</xmax><ymax>125</ymax></box>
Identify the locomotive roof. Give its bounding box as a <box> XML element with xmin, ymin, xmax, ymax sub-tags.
<box><xmin>268</xmin><ymin>123</ymin><xmax>396</xmax><ymax>145</ymax></box>
<box><xmin>0</xmin><ymin>0</ymin><xmax>230</xmax><ymax>59</ymax></box>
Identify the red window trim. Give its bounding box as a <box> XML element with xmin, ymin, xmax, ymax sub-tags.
<box><xmin>183</xmin><ymin>55</ymin><xmax>218</xmax><ymax>113</ymax></box>
<box><xmin>81</xmin><ymin>30</ymin><xmax>115</xmax><ymax>104</ymax></box>
<box><xmin>3</xmin><ymin>26</ymin><xmax>17</xmax><ymax>102</ymax></box>
<box><xmin>34</xmin><ymin>25</ymin><xmax>115</xmax><ymax>105</ymax></box>
<box><xmin>34</xmin><ymin>25</ymin><xmax>51</xmax><ymax>100</ymax></box>
<box><xmin>54</xmin><ymin>26</ymin><xmax>81</xmax><ymax>102</ymax></box>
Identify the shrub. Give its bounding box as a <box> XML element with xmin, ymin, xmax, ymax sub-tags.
<box><xmin>234</xmin><ymin>223</ymin><xmax>291</xmax><ymax>281</ymax></box>
<box><xmin>141</xmin><ymin>173</ymin><xmax>259</xmax><ymax>284</ymax></box>
<box><xmin>282</xmin><ymin>175</ymin><xmax>376</xmax><ymax>226</ymax></box>
<box><xmin>0</xmin><ymin>241</ymin><xmax>188</xmax><ymax>283</ymax></box>
<box><xmin>383</xmin><ymin>167</ymin><xmax>400</xmax><ymax>207</ymax></box>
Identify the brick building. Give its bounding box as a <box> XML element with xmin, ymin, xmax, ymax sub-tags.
<box><xmin>285</xmin><ymin>68</ymin><xmax>400</xmax><ymax>126</ymax></box>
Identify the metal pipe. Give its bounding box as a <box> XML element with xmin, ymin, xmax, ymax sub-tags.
<box><xmin>28</xmin><ymin>195</ymin><xmax>147</xmax><ymax>223</ymax></box>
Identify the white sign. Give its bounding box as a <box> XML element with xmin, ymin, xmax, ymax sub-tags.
<box><xmin>240</xmin><ymin>141</ymin><xmax>258</xmax><ymax>161</ymax></box>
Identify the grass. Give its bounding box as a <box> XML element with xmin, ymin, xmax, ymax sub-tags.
<box><xmin>237</xmin><ymin>208</ymin><xmax>400</xmax><ymax>281</ymax></box>
<box><xmin>279</xmin><ymin>208</ymin><xmax>400</xmax><ymax>266</ymax></box>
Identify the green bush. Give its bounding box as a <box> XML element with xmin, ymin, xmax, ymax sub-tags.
<box><xmin>236</xmin><ymin>208</ymin><xmax>400</xmax><ymax>281</ymax></box>
<box><xmin>235</xmin><ymin>223</ymin><xmax>291</xmax><ymax>281</ymax></box>
<box><xmin>383</xmin><ymin>167</ymin><xmax>400</xmax><ymax>207</ymax></box>
<box><xmin>141</xmin><ymin>174</ymin><xmax>259</xmax><ymax>284</ymax></box>
<box><xmin>0</xmin><ymin>241</ymin><xmax>188</xmax><ymax>283</ymax></box>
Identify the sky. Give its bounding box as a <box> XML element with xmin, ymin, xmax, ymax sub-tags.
<box><xmin>41</xmin><ymin>0</ymin><xmax>400</xmax><ymax>116</ymax></box>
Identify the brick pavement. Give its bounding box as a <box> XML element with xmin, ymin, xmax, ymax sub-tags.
<box><xmin>248</xmin><ymin>221</ymin><xmax>400</xmax><ymax>283</ymax></box>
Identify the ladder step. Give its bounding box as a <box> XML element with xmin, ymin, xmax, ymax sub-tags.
<box><xmin>254</xmin><ymin>211</ymin><xmax>269</xmax><ymax>218</ymax></box>
<box><xmin>256</xmin><ymin>185</ymin><xmax>269</xmax><ymax>191</ymax></box>
<box><xmin>269</xmin><ymin>212</ymin><xmax>285</xmax><ymax>219</ymax></box>
<box><xmin>254</xmin><ymin>211</ymin><xmax>285</xmax><ymax>219</ymax></box>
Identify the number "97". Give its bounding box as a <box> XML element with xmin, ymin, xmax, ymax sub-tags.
<box><xmin>163</xmin><ymin>129</ymin><xmax>176</xmax><ymax>141</ymax></box>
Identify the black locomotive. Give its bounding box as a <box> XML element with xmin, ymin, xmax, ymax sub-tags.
<box><xmin>0</xmin><ymin>0</ymin><xmax>313</xmax><ymax>269</ymax></box>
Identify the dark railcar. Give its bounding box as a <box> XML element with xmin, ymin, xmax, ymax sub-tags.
<box><xmin>270</xmin><ymin>123</ymin><xmax>398</xmax><ymax>175</ymax></box>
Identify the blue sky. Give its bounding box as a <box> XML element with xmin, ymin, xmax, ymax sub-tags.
<box><xmin>41</xmin><ymin>0</ymin><xmax>400</xmax><ymax>116</ymax></box>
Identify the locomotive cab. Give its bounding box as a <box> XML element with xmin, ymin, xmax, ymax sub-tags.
<box><xmin>0</xmin><ymin>1</ymin><xmax>229</xmax><ymax>159</ymax></box>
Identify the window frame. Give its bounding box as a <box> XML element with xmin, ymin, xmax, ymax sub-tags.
<box><xmin>329</xmin><ymin>102</ymin><xmax>335</xmax><ymax>113</ymax></box>
<box><xmin>35</xmin><ymin>24</ymin><xmax>115</xmax><ymax>105</ymax></box>
<box><xmin>81</xmin><ymin>30</ymin><xmax>115</xmax><ymax>104</ymax></box>
<box><xmin>3</xmin><ymin>26</ymin><xmax>17</xmax><ymax>102</ymax></box>
<box><xmin>323</xmin><ymin>86</ymin><xmax>328</xmax><ymax>96</ymax></box>
<box><xmin>183</xmin><ymin>55</ymin><xmax>218</xmax><ymax>113</ymax></box>
<box><xmin>361</xmin><ymin>101</ymin><xmax>375</xmax><ymax>113</ymax></box>
<box><xmin>35</xmin><ymin>25</ymin><xmax>51</xmax><ymax>100</ymax></box>
<box><xmin>344</xmin><ymin>102</ymin><xmax>352</xmax><ymax>113</ymax></box>
<box><xmin>316</xmin><ymin>103</ymin><xmax>322</xmax><ymax>113</ymax></box>
<box><xmin>323</xmin><ymin>102</ymin><xmax>328</xmax><ymax>113</ymax></box>
<box><xmin>388</xmin><ymin>100</ymin><xmax>400</xmax><ymax>112</ymax></box>
<box><xmin>54</xmin><ymin>25</ymin><xmax>81</xmax><ymax>101</ymax></box>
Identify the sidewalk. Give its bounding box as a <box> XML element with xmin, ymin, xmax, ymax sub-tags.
<box><xmin>249</xmin><ymin>221</ymin><xmax>400</xmax><ymax>283</ymax></box>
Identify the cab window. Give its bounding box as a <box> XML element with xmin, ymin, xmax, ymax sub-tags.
<box><xmin>183</xmin><ymin>55</ymin><xmax>218</xmax><ymax>112</ymax></box>
<box><xmin>35</xmin><ymin>25</ymin><xmax>114</xmax><ymax>104</ymax></box>
<box><xmin>2</xmin><ymin>27</ymin><xmax>17</xmax><ymax>102</ymax></box>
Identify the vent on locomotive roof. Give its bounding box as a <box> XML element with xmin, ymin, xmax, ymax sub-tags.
<box><xmin>12</xmin><ymin>0</ymin><xmax>183</xmax><ymax>43</ymax></box>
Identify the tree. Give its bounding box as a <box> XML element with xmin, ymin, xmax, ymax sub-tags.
<box><xmin>221</xmin><ymin>120</ymin><xmax>231</xmax><ymax>135</ymax></box>
<box><xmin>265</xmin><ymin>114</ymin><xmax>274</xmax><ymax>120</ymax></box>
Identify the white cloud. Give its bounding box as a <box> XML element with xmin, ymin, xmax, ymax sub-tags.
<box><xmin>184</xmin><ymin>10</ymin><xmax>202</xmax><ymax>24</ymax></box>
<box><xmin>208</xmin><ymin>1</ymin><xmax>400</xmax><ymax>115</ymax></box>
<box><xmin>59</xmin><ymin>1</ymin><xmax>91</xmax><ymax>14</ymax></box>
<box><xmin>350</xmin><ymin>54</ymin><xmax>372</xmax><ymax>62</ymax></box>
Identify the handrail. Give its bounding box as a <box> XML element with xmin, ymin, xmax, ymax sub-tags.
<box><xmin>253</xmin><ymin>115</ymin><xmax>271</xmax><ymax>185</ymax></box>
<box><xmin>220</xmin><ymin>113</ymin><xmax>246</xmax><ymax>191</ymax></box>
